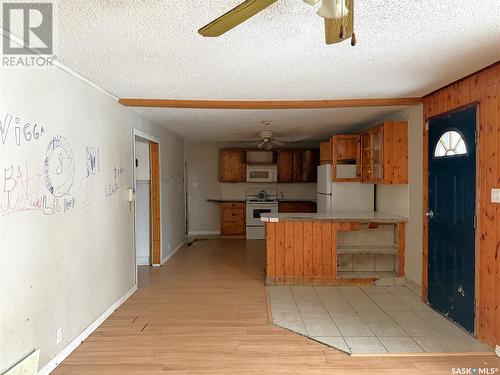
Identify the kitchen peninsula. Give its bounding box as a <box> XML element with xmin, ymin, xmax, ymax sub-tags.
<box><xmin>261</xmin><ymin>211</ymin><xmax>407</xmax><ymax>286</ymax></box>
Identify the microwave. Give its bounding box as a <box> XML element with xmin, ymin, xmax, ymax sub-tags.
<box><xmin>246</xmin><ymin>165</ymin><xmax>277</xmax><ymax>183</ymax></box>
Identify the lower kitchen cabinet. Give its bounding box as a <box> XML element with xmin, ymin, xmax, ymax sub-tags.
<box><xmin>278</xmin><ymin>201</ymin><xmax>317</xmax><ymax>213</ymax></box>
<box><xmin>220</xmin><ymin>202</ymin><xmax>246</xmax><ymax>235</ymax></box>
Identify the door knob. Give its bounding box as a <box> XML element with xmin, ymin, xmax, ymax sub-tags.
<box><xmin>426</xmin><ymin>210</ymin><xmax>434</xmax><ymax>219</ymax></box>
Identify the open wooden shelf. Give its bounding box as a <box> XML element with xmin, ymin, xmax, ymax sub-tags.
<box><xmin>337</xmin><ymin>246</ymin><xmax>398</xmax><ymax>255</ymax></box>
<box><xmin>338</xmin><ymin>271</ymin><xmax>399</xmax><ymax>279</ymax></box>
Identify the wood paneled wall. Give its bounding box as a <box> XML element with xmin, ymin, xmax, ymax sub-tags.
<box><xmin>265</xmin><ymin>221</ymin><xmax>406</xmax><ymax>286</ymax></box>
<box><xmin>422</xmin><ymin>62</ymin><xmax>500</xmax><ymax>347</ymax></box>
<box><xmin>266</xmin><ymin>221</ymin><xmax>336</xmax><ymax>285</ymax></box>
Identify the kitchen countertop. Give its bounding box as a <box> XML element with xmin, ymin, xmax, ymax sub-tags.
<box><xmin>277</xmin><ymin>199</ymin><xmax>317</xmax><ymax>202</ymax></box>
<box><xmin>206</xmin><ymin>199</ymin><xmax>246</xmax><ymax>203</ymax></box>
<box><xmin>260</xmin><ymin>211</ymin><xmax>407</xmax><ymax>223</ymax></box>
<box><xmin>207</xmin><ymin>199</ymin><xmax>317</xmax><ymax>203</ymax></box>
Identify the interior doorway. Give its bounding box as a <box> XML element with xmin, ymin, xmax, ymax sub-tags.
<box><xmin>427</xmin><ymin>106</ymin><xmax>477</xmax><ymax>333</ymax></box>
<box><xmin>133</xmin><ymin>130</ymin><xmax>161</xmax><ymax>278</ymax></box>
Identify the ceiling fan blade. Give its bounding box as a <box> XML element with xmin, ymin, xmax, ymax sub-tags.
<box><xmin>198</xmin><ymin>0</ymin><xmax>278</xmax><ymax>37</ymax></box>
<box><xmin>324</xmin><ymin>0</ymin><xmax>353</xmax><ymax>45</ymax></box>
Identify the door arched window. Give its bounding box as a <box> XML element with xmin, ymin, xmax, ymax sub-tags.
<box><xmin>434</xmin><ymin>130</ymin><xmax>467</xmax><ymax>158</ymax></box>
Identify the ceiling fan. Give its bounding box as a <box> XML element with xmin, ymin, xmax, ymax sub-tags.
<box><xmin>253</xmin><ymin>130</ymin><xmax>285</xmax><ymax>150</ymax></box>
<box><xmin>198</xmin><ymin>0</ymin><xmax>355</xmax><ymax>45</ymax></box>
<box><xmin>249</xmin><ymin>129</ymin><xmax>312</xmax><ymax>150</ymax></box>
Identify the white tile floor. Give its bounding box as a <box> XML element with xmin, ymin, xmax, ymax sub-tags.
<box><xmin>268</xmin><ymin>285</ymin><xmax>492</xmax><ymax>355</ymax></box>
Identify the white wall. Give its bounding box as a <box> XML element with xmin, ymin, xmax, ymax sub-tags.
<box><xmin>185</xmin><ymin>141</ymin><xmax>317</xmax><ymax>234</ymax></box>
<box><xmin>375</xmin><ymin>105</ymin><xmax>423</xmax><ymax>286</ymax></box>
<box><xmin>0</xmin><ymin>65</ymin><xmax>185</xmax><ymax>371</ymax></box>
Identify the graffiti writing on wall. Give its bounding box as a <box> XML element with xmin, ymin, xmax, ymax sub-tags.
<box><xmin>79</xmin><ymin>146</ymin><xmax>101</xmax><ymax>209</ymax></box>
<box><xmin>1</xmin><ymin>113</ymin><xmax>45</xmax><ymax>146</ymax></box>
<box><xmin>1</xmin><ymin>111</ymin><xmax>127</xmax><ymax>216</ymax></box>
<box><xmin>104</xmin><ymin>166</ymin><xmax>124</xmax><ymax>199</ymax></box>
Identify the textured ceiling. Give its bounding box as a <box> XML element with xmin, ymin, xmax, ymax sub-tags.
<box><xmin>132</xmin><ymin>106</ymin><xmax>405</xmax><ymax>142</ymax></box>
<box><xmin>52</xmin><ymin>0</ymin><xmax>500</xmax><ymax>140</ymax></box>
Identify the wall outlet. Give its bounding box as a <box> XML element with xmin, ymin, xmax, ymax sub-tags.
<box><xmin>491</xmin><ymin>188</ymin><xmax>500</xmax><ymax>203</ymax></box>
<box><xmin>56</xmin><ymin>327</ymin><xmax>62</xmax><ymax>344</ymax></box>
<box><xmin>495</xmin><ymin>344</ymin><xmax>500</xmax><ymax>357</ymax></box>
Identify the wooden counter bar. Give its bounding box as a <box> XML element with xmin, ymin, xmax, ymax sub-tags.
<box><xmin>261</xmin><ymin>211</ymin><xmax>407</xmax><ymax>286</ymax></box>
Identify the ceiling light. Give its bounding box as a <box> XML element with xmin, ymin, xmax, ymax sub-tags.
<box><xmin>317</xmin><ymin>0</ymin><xmax>349</xmax><ymax>20</ymax></box>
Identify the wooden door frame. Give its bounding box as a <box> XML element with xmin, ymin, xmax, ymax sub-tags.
<box><xmin>132</xmin><ymin>129</ymin><xmax>163</xmax><ymax>283</ymax></box>
<box><xmin>422</xmin><ymin>103</ymin><xmax>480</xmax><ymax>331</ymax></box>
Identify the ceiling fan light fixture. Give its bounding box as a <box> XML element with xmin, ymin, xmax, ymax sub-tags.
<box><xmin>317</xmin><ymin>0</ymin><xmax>349</xmax><ymax>20</ymax></box>
<box><xmin>351</xmin><ymin>32</ymin><xmax>356</xmax><ymax>46</ymax></box>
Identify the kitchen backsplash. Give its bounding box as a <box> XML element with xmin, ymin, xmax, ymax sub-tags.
<box><xmin>220</xmin><ymin>182</ymin><xmax>317</xmax><ymax>201</ymax></box>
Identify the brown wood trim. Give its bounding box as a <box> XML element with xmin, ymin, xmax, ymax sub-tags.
<box><xmin>422</xmin><ymin>121</ymin><xmax>429</xmax><ymax>303</ymax></box>
<box><xmin>265</xmin><ymin>275</ymin><xmax>378</xmax><ymax>286</ymax></box>
<box><xmin>118</xmin><ymin>98</ymin><xmax>423</xmax><ymax>109</ymax></box>
<box><xmin>150</xmin><ymin>142</ymin><xmax>161</xmax><ymax>265</ymax></box>
<box><xmin>397</xmin><ymin>223</ymin><xmax>406</xmax><ymax>277</ymax></box>
<box><xmin>425</xmin><ymin>101</ymin><xmax>481</xmax><ymax>121</ymax></box>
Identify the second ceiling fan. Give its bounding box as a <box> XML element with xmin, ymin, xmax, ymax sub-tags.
<box><xmin>198</xmin><ymin>0</ymin><xmax>355</xmax><ymax>46</ymax></box>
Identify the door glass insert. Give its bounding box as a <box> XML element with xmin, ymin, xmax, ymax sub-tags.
<box><xmin>434</xmin><ymin>130</ymin><xmax>467</xmax><ymax>158</ymax></box>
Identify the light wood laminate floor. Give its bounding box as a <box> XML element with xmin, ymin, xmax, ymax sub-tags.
<box><xmin>54</xmin><ymin>239</ymin><xmax>499</xmax><ymax>374</ymax></box>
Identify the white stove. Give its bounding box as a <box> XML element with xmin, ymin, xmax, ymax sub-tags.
<box><xmin>246</xmin><ymin>189</ymin><xmax>278</xmax><ymax>240</ymax></box>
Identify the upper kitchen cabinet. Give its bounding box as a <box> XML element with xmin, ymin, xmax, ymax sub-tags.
<box><xmin>319</xmin><ymin>141</ymin><xmax>332</xmax><ymax>164</ymax></box>
<box><xmin>301</xmin><ymin>149</ymin><xmax>318</xmax><ymax>182</ymax></box>
<box><xmin>277</xmin><ymin>150</ymin><xmax>295</xmax><ymax>182</ymax></box>
<box><xmin>331</xmin><ymin>135</ymin><xmax>361</xmax><ymax>181</ymax></box>
<box><xmin>277</xmin><ymin>149</ymin><xmax>318</xmax><ymax>183</ymax></box>
<box><xmin>219</xmin><ymin>149</ymin><xmax>246</xmax><ymax>182</ymax></box>
<box><xmin>361</xmin><ymin>121</ymin><xmax>408</xmax><ymax>184</ymax></box>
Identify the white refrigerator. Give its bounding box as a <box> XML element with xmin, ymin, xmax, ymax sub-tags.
<box><xmin>317</xmin><ymin>164</ymin><xmax>375</xmax><ymax>213</ymax></box>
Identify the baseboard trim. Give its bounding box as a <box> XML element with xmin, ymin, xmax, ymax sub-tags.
<box><xmin>37</xmin><ymin>285</ymin><xmax>138</xmax><ymax>375</ymax></box>
<box><xmin>187</xmin><ymin>231</ymin><xmax>220</xmax><ymax>236</ymax></box>
<box><xmin>404</xmin><ymin>277</ymin><xmax>423</xmax><ymax>297</ymax></box>
<box><xmin>136</xmin><ymin>256</ymin><xmax>150</xmax><ymax>266</ymax></box>
<box><xmin>161</xmin><ymin>240</ymin><xmax>187</xmax><ymax>265</ymax></box>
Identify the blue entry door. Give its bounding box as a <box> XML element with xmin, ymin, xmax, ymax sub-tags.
<box><xmin>428</xmin><ymin>106</ymin><xmax>477</xmax><ymax>333</ymax></box>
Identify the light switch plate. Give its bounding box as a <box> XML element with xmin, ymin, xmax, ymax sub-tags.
<box><xmin>491</xmin><ymin>188</ymin><xmax>500</xmax><ymax>203</ymax></box>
